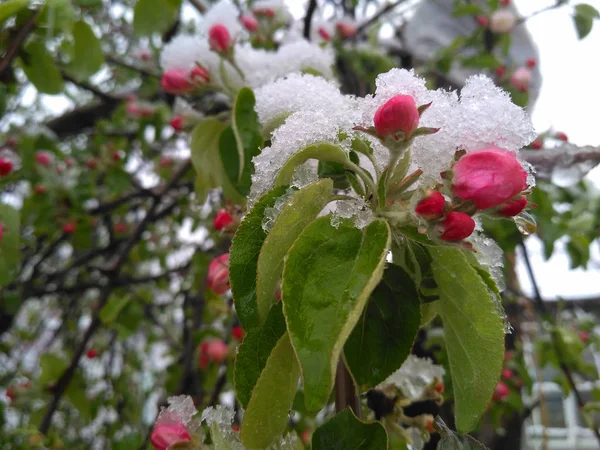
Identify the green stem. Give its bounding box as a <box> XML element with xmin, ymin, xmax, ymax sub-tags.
<box><xmin>344</xmin><ymin>160</ymin><xmax>378</xmax><ymax>205</ymax></box>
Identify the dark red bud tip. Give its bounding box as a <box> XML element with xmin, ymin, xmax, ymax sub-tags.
<box><xmin>502</xmin><ymin>368</ymin><xmax>514</xmax><ymax>379</ymax></box>
<box><xmin>440</xmin><ymin>212</ymin><xmax>475</xmax><ymax>241</ymax></box>
<box><xmin>240</xmin><ymin>14</ymin><xmax>259</xmax><ymax>32</ymax></box>
<box><xmin>170</xmin><ymin>116</ymin><xmax>184</xmax><ymax>131</ymax></box>
<box><xmin>86</xmin><ymin>349</ymin><xmax>99</xmax><ymax>359</ymax></box>
<box><xmin>35</xmin><ymin>151</ymin><xmax>52</xmax><ymax>167</ymax></box>
<box><xmin>415</xmin><ymin>190</ymin><xmax>445</xmax><ymax>219</ymax></box>
<box><xmin>579</xmin><ymin>331</ymin><xmax>590</xmax><ymax>343</ymax></box>
<box><xmin>434</xmin><ymin>381</ymin><xmax>445</xmax><ymax>394</ymax></box>
<box><xmin>213</xmin><ymin>209</ymin><xmax>234</xmax><ymax>231</ymax></box>
<box><xmin>476</xmin><ymin>15</ymin><xmax>489</xmax><ymax>27</ymax></box>
<box><xmin>62</xmin><ymin>221</ymin><xmax>77</xmax><ymax>234</ymax></box>
<box><xmin>232</xmin><ymin>326</ymin><xmax>244</xmax><ymax>341</ymax></box>
<box><xmin>530</xmin><ymin>139</ymin><xmax>543</xmax><ymax>150</ymax></box>
<box><xmin>526</xmin><ymin>58</ymin><xmax>536</xmax><ymax>68</ymax></box>
<box><xmin>498</xmin><ymin>196</ymin><xmax>527</xmax><ymax>217</ymax></box>
<box><xmin>555</xmin><ymin>131</ymin><xmax>568</xmax><ymax>142</ymax></box>
<box><xmin>495</xmin><ymin>66</ymin><xmax>505</xmax><ymax>77</ymax></box>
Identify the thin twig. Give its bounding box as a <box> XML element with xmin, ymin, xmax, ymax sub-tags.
<box><xmin>356</xmin><ymin>0</ymin><xmax>407</xmax><ymax>35</ymax></box>
<box><xmin>303</xmin><ymin>0</ymin><xmax>318</xmax><ymax>40</ymax></box>
<box><xmin>105</xmin><ymin>55</ymin><xmax>161</xmax><ymax>79</ymax></box>
<box><xmin>0</xmin><ymin>10</ymin><xmax>40</xmax><ymax>76</ymax></box>
<box><xmin>61</xmin><ymin>71</ymin><xmax>119</xmax><ymax>103</ymax></box>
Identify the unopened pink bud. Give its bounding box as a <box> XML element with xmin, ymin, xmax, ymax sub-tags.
<box><xmin>555</xmin><ymin>131</ymin><xmax>568</xmax><ymax>142</ymax></box>
<box><xmin>213</xmin><ymin>209</ymin><xmax>234</xmax><ymax>231</ymax></box>
<box><xmin>415</xmin><ymin>190</ymin><xmax>445</xmax><ymax>219</ymax></box>
<box><xmin>526</xmin><ymin>58</ymin><xmax>536</xmax><ymax>68</ymax></box>
<box><xmin>373</xmin><ymin>95</ymin><xmax>420</xmax><ymax>139</ymax></box>
<box><xmin>209</xmin><ymin>24</ymin><xmax>232</xmax><ymax>53</ymax></box>
<box><xmin>475</xmin><ymin>15</ymin><xmax>489</xmax><ymax>27</ymax></box>
<box><xmin>206</xmin><ymin>339</ymin><xmax>229</xmax><ymax>363</ymax></box>
<box><xmin>253</xmin><ymin>7</ymin><xmax>275</xmax><ymax>18</ymax></box>
<box><xmin>336</xmin><ymin>21</ymin><xmax>357</xmax><ymax>39</ymax></box>
<box><xmin>530</xmin><ymin>138</ymin><xmax>543</xmax><ymax>150</ymax></box>
<box><xmin>489</xmin><ymin>9</ymin><xmax>516</xmax><ymax>34</ymax></box>
<box><xmin>0</xmin><ymin>158</ymin><xmax>13</xmax><ymax>176</ymax></box>
<box><xmin>160</xmin><ymin>69</ymin><xmax>195</xmax><ymax>94</ymax></box>
<box><xmin>62</xmin><ymin>221</ymin><xmax>76</xmax><ymax>234</ymax></box>
<box><xmin>150</xmin><ymin>423</ymin><xmax>191</xmax><ymax>450</ymax></box>
<box><xmin>207</xmin><ymin>253</ymin><xmax>230</xmax><ymax>294</ymax></box>
<box><xmin>439</xmin><ymin>212</ymin><xmax>475</xmax><ymax>241</ymax></box>
<box><xmin>502</xmin><ymin>368</ymin><xmax>514</xmax><ymax>379</ymax></box>
<box><xmin>492</xmin><ymin>381</ymin><xmax>510</xmax><ymax>401</ymax></box>
<box><xmin>318</xmin><ymin>26</ymin><xmax>332</xmax><ymax>41</ymax></box>
<box><xmin>498</xmin><ymin>196</ymin><xmax>527</xmax><ymax>217</ymax></box>
<box><xmin>579</xmin><ymin>331</ymin><xmax>590</xmax><ymax>343</ymax></box>
<box><xmin>35</xmin><ymin>151</ymin><xmax>52</xmax><ymax>167</ymax></box>
<box><xmin>511</xmin><ymin>67</ymin><xmax>532</xmax><ymax>92</ymax></box>
<box><xmin>500</xmin><ymin>0</ymin><xmax>510</xmax><ymax>5</ymax></box>
<box><xmin>190</xmin><ymin>65</ymin><xmax>210</xmax><ymax>85</ymax></box>
<box><xmin>495</xmin><ymin>66</ymin><xmax>505</xmax><ymax>77</ymax></box>
<box><xmin>170</xmin><ymin>116</ymin><xmax>184</xmax><ymax>131</ymax></box>
<box><xmin>452</xmin><ymin>148</ymin><xmax>528</xmax><ymax>210</ymax></box>
<box><xmin>241</xmin><ymin>14</ymin><xmax>259</xmax><ymax>32</ymax></box>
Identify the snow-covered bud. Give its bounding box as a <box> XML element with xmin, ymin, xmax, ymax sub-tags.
<box><xmin>492</xmin><ymin>381</ymin><xmax>510</xmax><ymax>401</ymax></box>
<box><xmin>150</xmin><ymin>423</ymin><xmax>191</xmax><ymax>450</ymax></box>
<box><xmin>452</xmin><ymin>148</ymin><xmax>528</xmax><ymax>210</ymax></box>
<box><xmin>160</xmin><ymin>69</ymin><xmax>194</xmax><ymax>94</ymax></box>
<box><xmin>415</xmin><ymin>190</ymin><xmax>445</xmax><ymax>219</ymax></box>
<box><xmin>510</xmin><ymin>67</ymin><xmax>532</xmax><ymax>92</ymax></box>
<box><xmin>207</xmin><ymin>253</ymin><xmax>230</xmax><ymax>294</ymax></box>
<box><xmin>170</xmin><ymin>116</ymin><xmax>184</xmax><ymax>131</ymax></box>
<box><xmin>526</xmin><ymin>58</ymin><xmax>536</xmax><ymax>68</ymax></box>
<box><xmin>213</xmin><ymin>209</ymin><xmax>234</xmax><ymax>231</ymax></box>
<box><xmin>241</xmin><ymin>14</ymin><xmax>259</xmax><ymax>32</ymax></box>
<box><xmin>373</xmin><ymin>95</ymin><xmax>420</xmax><ymax>139</ymax></box>
<box><xmin>439</xmin><ymin>212</ymin><xmax>475</xmax><ymax>241</ymax></box>
<box><xmin>489</xmin><ymin>9</ymin><xmax>516</xmax><ymax>34</ymax></box>
<box><xmin>209</xmin><ymin>24</ymin><xmax>232</xmax><ymax>53</ymax></box>
<box><xmin>475</xmin><ymin>15</ymin><xmax>489</xmax><ymax>27</ymax></box>
<box><xmin>498</xmin><ymin>196</ymin><xmax>527</xmax><ymax>217</ymax></box>
<box><xmin>0</xmin><ymin>158</ymin><xmax>13</xmax><ymax>176</ymax></box>
<box><xmin>35</xmin><ymin>151</ymin><xmax>52</xmax><ymax>167</ymax></box>
<box><xmin>190</xmin><ymin>65</ymin><xmax>210</xmax><ymax>85</ymax></box>
<box><xmin>555</xmin><ymin>131</ymin><xmax>568</xmax><ymax>142</ymax></box>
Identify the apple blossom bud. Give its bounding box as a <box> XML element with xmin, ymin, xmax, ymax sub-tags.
<box><xmin>425</xmin><ymin>416</ymin><xmax>435</xmax><ymax>433</ymax></box>
<box><xmin>511</xmin><ymin>67</ymin><xmax>532</xmax><ymax>92</ymax></box>
<box><xmin>159</xmin><ymin>157</ymin><xmax>173</xmax><ymax>168</ymax></box>
<box><xmin>318</xmin><ymin>26</ymin><xmax>332</xmax><ymax>41</ymax></box>
<box><xmin>207</xmin><ymin>253</ymin><xmax>230</xmax><ymax>294</ymax></box>
<box><xmin>579</xmin><ymin>331</ymin><xmax>590</xmax><ymax>343</ymax></box>
<box><xmin>452</xmin><ymin>148</ymin><xmax>528</xmax><ymax>210</ymax></box>
<box><xmin>205</xmin><ymin>339</ymin><xmax>229</xmax><ymax>363</ymax></box>
<box><xmin>170</xmin><ymin>116</ymin><xmax>184</xmax><ymax>131</ymax></box>
<box><xmin>34</xmin><ymin>185</ymin><xmax>46</xmax><ymax>195</ymax></box>
<box><xmin>114</xmin><ymin>223</ymin><xmax>127</xmax><ymax>233</ymax></box>
<box><xmin>555</xmin><ymin>131</ymin><xmax>568</xmax><ymax>142</ymax></box>
<box><xmin>526</xmin><ymin>58</ymin><xmax>536</xmax><ymax>68</ymax></box>
<box><xmin>434</xmin><ymin>380</ymin><xmax>445</xmax><ymax>394</ymax></box>
<box><xmin>36</xmin><ymin>151</ymin><xmax>52</xmax><ymax>167</ymax></box>
<box><xmin>150</xmin><ymin>423</ymin><xmax>191</xmax><ymax>450</ymax></box>
<box><xmin>415</xmin><ymin>190</ymin><xmax>445</xmax><ymax>219</ymax></box>
<box><xmin>498</xmin><ymin>196</ymin><xmax>527</xmax><ymax>217</ymax></box>
<box><xmin>502</xmin><ymin>368</ymin><xmax>514</xmax><ymax>379</ymax></box>
<box><xmin>253</xmin><ymin>7</ymin><xmax>275</xmax><ymax>18</ymax></box>
<box><xmin>0</xmin><ymin>223</ymin><xmax>4</xmax><ymax>245</ymax></box>
<box><xmin>531</xmin><ymin>138</ymin><xmax>543</xmax><ymax>150</ymax></box>
<box><xmin>85</xmin><ymin>159</ymin><xmax>98</xmax><ymax>169</ymax></box>
<box><xmin>495</xmin><ymin>66</ymin><xmax>505</xmax><ymax>77</ymax></box>
<box><xmin>62</xmin><ymin>221</ymin><xmax>76</xmax><ymax>234</ymax></box>
<box><xmin>492</xmin><ymin>381</ymin><xmax>510</xmax><ymax>401</ymax></box>
<box><xmin>373</xmin><ymin>95</ymin><xmax>420</xmax><ymax>139</ymax></box>
<box><xmin>475</xmin><ymin>15</ymin><xmax>489</xmax><ymax>27</ymax></box>
<box><xmin>5</xmin><ymin>387</ymin><xmax>15</xmax><ymax>402</ymax></box>
<box><xmin>232</xmin><ymin>326</ymin><xmax>244</xmax><ymax>341</ymax></box>
<box><xmin>336</xmin><ymin>21</ymin><xmax>357</xmax><ymax>39</ymax></box>
<box><xmin>439</xmin><ymin>212</ymin><xmax>475</xmax><ymax>241</ymax></box>
<box><xmin>0</xmin><ymin>158</ymin><xmax>13</xmax><ymax>176</ymax></box>
<box><xmin>241</xmin><ymin>14</ymin><xmax>259</xmax><ymax>32</ymax></box>
<box><xmin>209</xmin><ymin>24</ymin><xmax>232</xmax><ymax>53</ymax></box>
<box><xmin>213</xmin><ymin>209</ymin><xmax>234</xmax><ymax>231</ymax></box>
<box><xmin>489</xmin><ymin>9</ymin><xmax>516</xmax><ymax>34</ymax></box>
<box><xmin>500</xmin><ymin>0</ymin><xmax>510</xmax><ymax>5</ymax></box>
<box><xmin>160</xmin><ymin>69</ymin><xmax>195</xmax><ymax>94</ymax></box>
<box><xmin>190</xmin><ymin>65</ymin><xmax>210</xmax><ymax>85</ymax></box>
<box><xmin>112</xmin><ymin>151</ymin><xmax>122</xmax><ymax>162</ymax></box>
<box><xmin>86</xmin><ymin>349</ymin><xmax>99</xmax><ymax>359</ymax></box>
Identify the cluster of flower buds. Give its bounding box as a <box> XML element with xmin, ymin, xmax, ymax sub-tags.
<box><xmin>207</xmin><ymin>253</ymin><xmax>230</xmax><ymax>294</ymax></box>
<box><xmin>198</xmin><ymin>339</ymin><xmax>229</xmax><ymax>370</ymax></box>
<box><xmin>526</xmin><ymin>130</ymin><xmax>568</xmax><ymax>150</ymax></box>
<box><xmin>161</xmin><ymin>64</ymin><xmax>211</xmax><ymax>95</ymax></box>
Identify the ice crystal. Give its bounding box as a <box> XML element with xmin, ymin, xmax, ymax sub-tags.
<box><xmin>198</xmin><ymin>0</ymin><xmax>243</xmax><ymax>38</ymax></box>
<box><xmin>379</xmin><ymin>355</ymin><xmax>445</xmax><ymax>400</ymax></box>
<box><xmin>469</xmin><ymin>234</ymin><xmax>505</xmax><ymax>292</ymax></box>
<box><xmin>155</xmin><ymin>395</ymin><xmax>204</xmax><ymax>438</ymax></box>
<box><xmin>262</xmin><ymin>187</ymin><xmax>296</xmax><ymax>232</ymax></box>
<box><xmin>330</xmin><ymin>198</ymin><xmax>374</xmax><ymax>230</ymax></box>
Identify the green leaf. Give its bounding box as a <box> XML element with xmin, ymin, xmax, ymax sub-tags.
<box><xmin>0</xmin><ymin>0</ymin><xmax>29</xmax><ymax>25</ymax></box>
<box><xmin>240</xmin><ymin>333</ymin><xmax>300</xmax><ymax>449</ymax></box>
<box><xmin>219</xmin><ymin>87</ymin><xmax>263</xmax><ymax>196</ymax></box>
<box><xmin>345</xmin><ymin>264</ymin><xmax>421</xmax><ymax>389</ymax></box>
<box><xmin>430</xmin><ymin>246</ymin><xmax>505</xmax><ymax>433</ymax></box>
<box><xmin>274</xmin><ymin>142</ymin><xmax>350</xmax><ymax>188</ymax></box>
<box><xmin>209</xmin><ymin>421</ymin><xmax>243</xmax><ymax>450</ymax></box>
<box><xmin>0</xmin><ymin>203</ymin><xmax>20</xmax><ymax>287</ymax></box>
<box><xmin>19</xmin><ymin>40</ymin><xmax>64</xmax><ymax>94</ymax></box>
<box><xmin>283</xmin><ymin>217</ymin><xmax>391</xmax><ymax>411</ymax></box>
<box><xmin>256</xmin><ymin>179</ymin><xmax>334</xmax><ymax>322</ymax></box>
<box><xmin>40</xmin><ymin>354</ymin><xmax>68</xmax><ymax>385</ymax></box>
<box><xmin>312</xmin><ymin>409</ymin><xmax>388</xmax><ymax>450</ymax></box>
<box><xmin>133</xmin><ymin>0</ymin><xmax>180</xmax><ymax>37</ymax></box>
<box><xmin>99</xmin><ymin>294</ymin><xmax>132</xmax><ymax>324</ymax></box>
<box><xmin>234</xmin><ymin>302</ymin><xmax>287</xmax><ymax>408</ymax></box>
<box><xmin>67</xmin><ymin>20</ymin><xmax>105</xmax><ymax>80</ymax></box>
<box><xmin>573</xmin><ymin>5</ymin><xmax>599</xmax><ymax>39</ymax></box>
<box><xmin>66</xmin><ymin>372</ymin><xmax>92</xmax><ymax>421</ymax></box>
<box><xmin>452</xmin><ymin>3</ymin><xmax>483</xmax><ymax>17</ymax></box>
<box><xmin>461</xmin><ymin>54</ymin><xmax>500</xmax><ymax>69</ymax></box>
<box><xmin>230</xmin><ymin>185</ymin><xmax>289</xmax><ymax>331</ymax></box>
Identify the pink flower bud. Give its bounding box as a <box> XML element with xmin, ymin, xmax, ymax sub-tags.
<box><xmin>415</xmin><ymin>190</ymin><xmax>445</xmax><ymax>219</ymax></box>
<box><xmin>209</xmin><ymin>24</ymin><xmax>232</xmax><ymax>53</ymax></box>
<box><xmin>232</xmin><ymin>326</ymin><xmax>244</xmax><ymax>341</ymax></box>
<box><xmin>86</xmin><ymin>159</ymin><xmax>98</xmax><ymax>169</ymax></box>
<box><xmin>190</xmin><ymin>65</ymin><xmax>210</xmax><ymax>85</ymax></box>
<box><xmin>159</xmin><ymin>157</ymin><xmax>173</xmax><ymax>168</ymax></box>
<box><xmin>241</xmin><ymin>14</ymin><xmax>259</xmax><ymax>32</ymax></box>
<box><xmin>511</xmin><ymin>67</ymin><xmax>532</xmax><ymax>92</ymax></box>
<box><xmin>439</xmin><ymin>212</ymin><xmax>475</xmax><ymax>241</ymax></box>
<box><xmin>498</xmin><ymin>196</ymin><xmax>527</xmax><ymax>217</ymax></box>
<box><xmin>373</xmin><ymin>95</ymin><xmax>420</xmax><ymax>139</ymax></box>
<box><xmin>452</xmin><ymin>148</ymin><xmax>528</xmax><ymax>210</ymax></box>
<box><xmin>213</xmin><ymin>209</ymin><xmax>234</xmax><ymax>231</ymax></box>
<box><xmin>475</xmin><ymin>15</ymin><xmax>489</xmax><ymax>27</ymax></box>
<box><xmin>530</xmin><ymin>138</ymin><xmax>543</xmax><ymax>150</ymax></box>
<box><xmin>489</xmin><ymin>9</ymin><xmax>516</xmax><ymax>34</ymax></box>
<box><xmin>336</xmin><ymin>21</ymin><xmax>357</xmax><ymax>39</ymax></box>
<box><xmin>150</xmin><ymin>423</ymin><xmax>191</xmax><ymax>450</ymax></box>
<box><xmin>34</xmin><ymin>185</ymin><xmax>46</xmax><ymax>195</ymax></box>
<box><xmin>114</xmin><ymin>223</ymin><xmax>128</xmax><ymax>233</ymax></box>
<box><xmin>160</xmin><ymin>69</ymin><xmax>195</xmax><ymax>94</ymax></box>
<box><xmin>170</xmin><ymin>116</ymin><xmax>184</xmax><ymax>131</ymax></box>
<box><xmin>62</xmin><ymin>221</ymin><xmax>76</xmax><ymax>234</ymax></box>
<box><xmin>579</xmin><ymin>331</ymin><xmax>590</xmax><ymax>343</ymax></box>
<box><xmin>206</xmin><ymin>339</ymin><xmax>229</xmax><ymax>363</ymax></box>
<box><xmin>35</xmin><ymin>151</ymin><xmax>52</xmax><ymax>167</ymax></box>
<box><xmin>500</xmin><ymin>0</ymin><xmax>510</xmax><ymax>5</ymax></box>
<box><xmin>502</xmin><ymin>368</ymin><xmax>514</xmax><ymax>379</ymax></box>
<box><xmin>253</xmin><ymin>7</ymin><xmax>275</xmax><ymax>18</ymax></box>
<box><xmin>0</xmin><ymin>158</ymin><xmax>13</xmax><ymax>176</ymax></box>
<box><xmin>207</xmin><ymin>253</ymin><xmax>230</xmax><ymax>294</ymax></box>
<box><xmin>526</xmin><ymin>58</ymin><xmax>536</xmax><ymax>68</ymax></box>
<box><xmin>86</xmin><ymin>348</ymin><xmax>99</xmax><ymax>359</ymax></box>
<box><xmin>318</xmin><ymin>26</ymin><xmax>332</xmax><ymax>41</ymax></box>
<box><xmin>555</xmin><ymin>131</ymin><xmax>568</xmax><ymax>142</ymax></box>
<box><xmin>495</xmin><ymin>66</ymin><xmax>505</xmax><ymax>77</ymax></box>
<box><xmin>492</xmin><ymin>381</ymin><xmax>510</xmax><ymax>401</ymax></box>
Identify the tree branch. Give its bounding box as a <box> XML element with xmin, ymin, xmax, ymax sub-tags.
<box><xmin>356</xmin><ymin>0</ymin><xmax>407</xmax><ymax>35</ymax></box>
<box><xmin>0</xmin><ymin>10</ymin><xmax>40</xmax><ymax>77</ymax></box>
<box><xmin>303</xmin><ymin>0</ymin><xmax>318</xmax><ymax>40</ymax></box>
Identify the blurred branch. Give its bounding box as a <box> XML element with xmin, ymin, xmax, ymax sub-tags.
<box><xmin>356</xmin><ymin>0</ymin><xmax>407</xmax><ymax>35</ymax></box>
<box><xmin>0</xmin><ymin>10</ymin><xmax>40</xmax><ymax>77</ymax></box>
<box><xmin>105</xmin><ymin>55</ymin><xmax>161</xmax><ymax>79</ymax></box>
<box><xmin>517</xmin><ymin>2</ymin><xmax>563</xmax><ymax>25</ymax></box>
<box><xmin>61</xmin><ymin>71</ymin><xmax>119</xmax><ymax>103</ymax></box>
<box><xmin>303</xmin><ymin>0</ymin><xmax>318</xmax><ymax>39</ymax></box>
<box><xmin>188</xmin><ymin>0</ymin><xmax>208</xmax><ymax>14</ymax></box>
